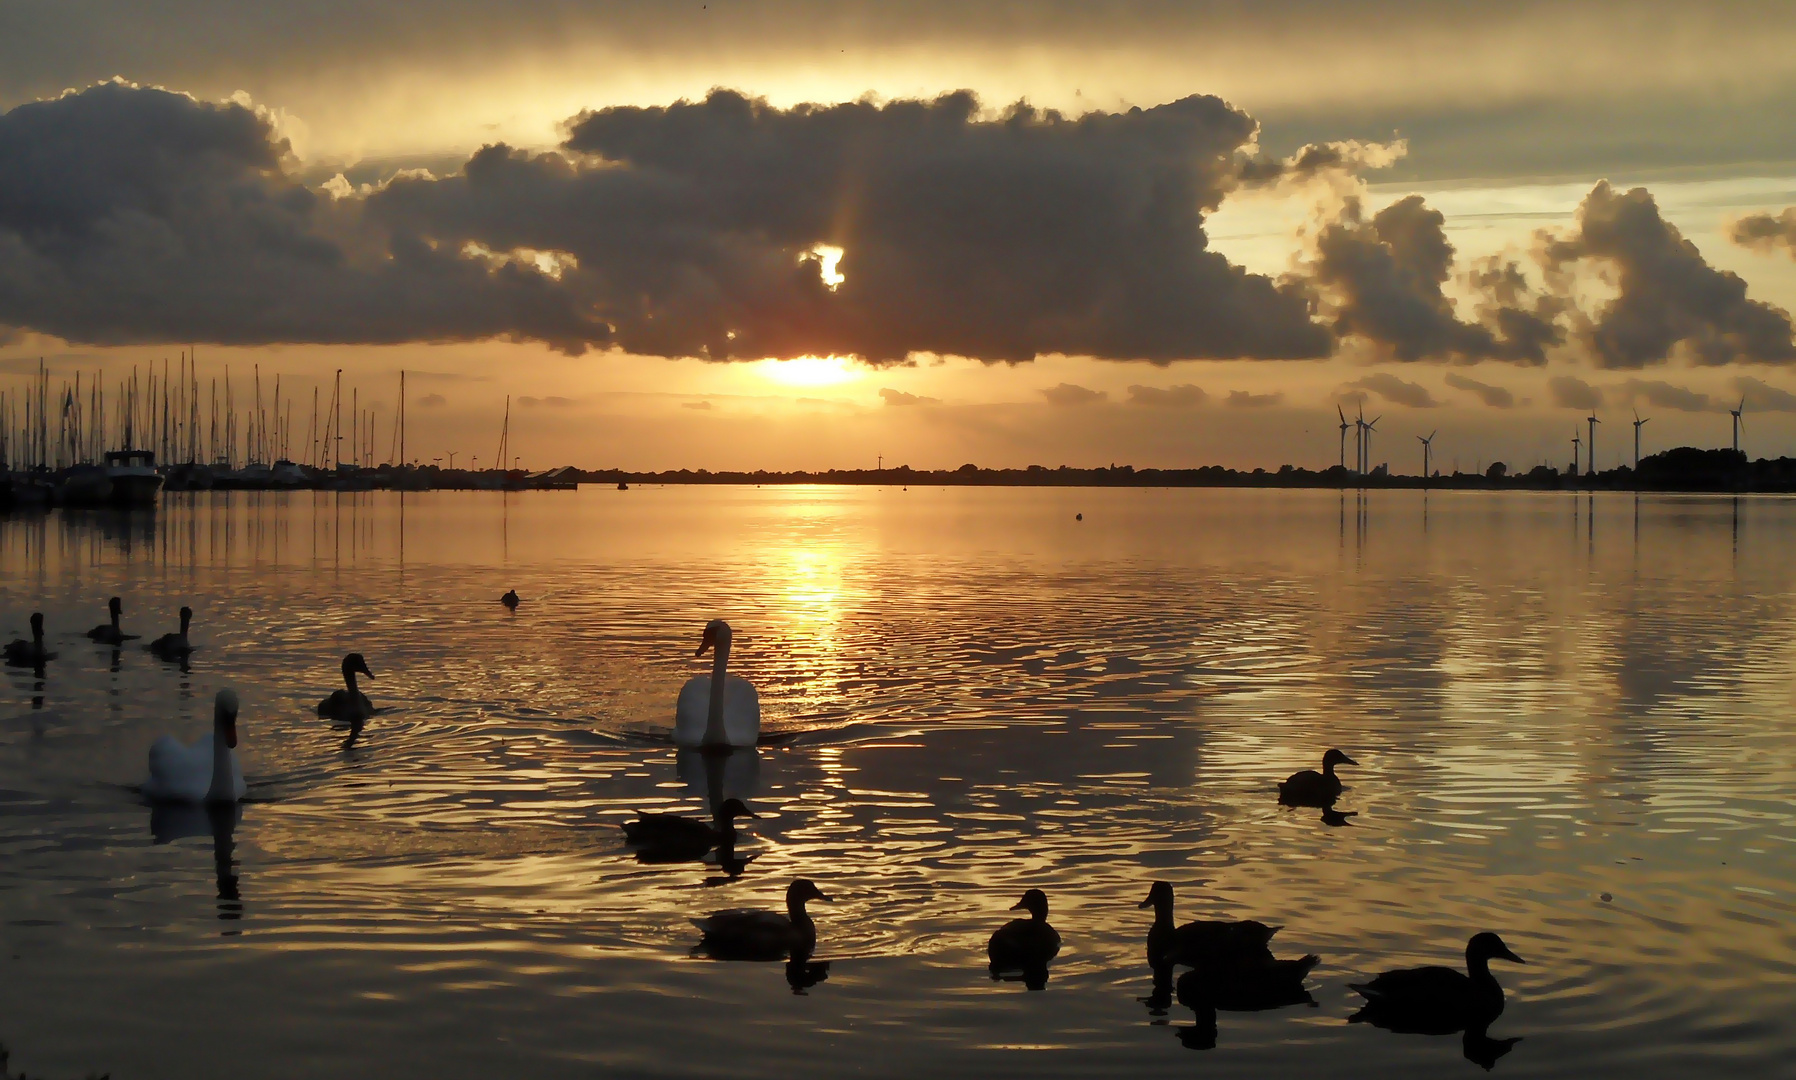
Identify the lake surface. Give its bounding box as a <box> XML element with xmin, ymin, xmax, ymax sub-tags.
<box><xmin>0</xmin><ymin>487</ymin><xmax>1792</xmax><ymax>1078</ymax></box>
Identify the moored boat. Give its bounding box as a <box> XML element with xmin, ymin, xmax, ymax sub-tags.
<box><xmin>104</xmin><ymin>449</ymin><xmax>163</xmax><ymax>507</ymax></box>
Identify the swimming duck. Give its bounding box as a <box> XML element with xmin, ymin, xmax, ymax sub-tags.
<box><xmin>144</xmin><ymin>689</ymin><xmax>246</xmax><ymax>803</ymax></box>
<box><xmin>86</xmin><ymin>596</ymin><xmax>139</xmax><ymax>645</ymax></box>
<box><xmin>1278</xmin><ymin>748</ymin><xmax>1357</xmax><ymax>807</ymax></box>
<box><xmin>2</xmin><ymin>613</ymin><xmax>55</xmax><ymax>667</ymax></box>
<box><xmin>1140</xmin><ymin>881</ymin><xmax>1280</xmax><ymax>971</ymax></box>
<box><xmin>1349</xmin><ymin>932</ymin><xmax>1525</xmax><ymax>1035</ymax></box>
<box><xmin>148</xmin><ymin>606</ymin><xmax>196</xmax><ymax>660</ymax></box>
<box><xmin>673</xmin><ymin>620</ymin><xmax>760</xmax><ymax>748</ymax></box>
<box><xmin>318</xmin><ymin>652</ymin><xmax>375</xmax><ymax>734</ymax></box>
<box><xmin>988</xmin><ymin>888</ymin><xmax>1062</xmax><ymax>973</ymax></box>
<box><xmin>501</xmin><ymin>589</ymin><xmax>520</xmax><ymax>609</ymax></box>
<box><xmin>622</xmin><ymin>798</ymin><xmax>756</xmax><ymax>854</ymax></box>
<box><xmin>693</xmin><ymin>878</ymin><xmax>830</xmax><ymax>961</ymax></box>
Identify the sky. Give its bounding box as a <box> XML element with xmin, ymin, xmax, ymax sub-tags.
<box><xmin>4</xmin><ymin>1</ymin><xmax>1796</xmax><ymax>472</ymax></box>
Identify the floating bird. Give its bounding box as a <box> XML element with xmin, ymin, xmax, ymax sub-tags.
<box><xmin>622</xmin><ymin>798</ymin><xmax>757</xmax><ymax>855</ymax></box>
<box><xmin>318</xmin><ymin>653</ymin><xmax>376</xmax><ymax>735</ymax></box>
<box><xmin>988</xmin><ymin>888</ymin><xmax>1062</xmax><ymax>976</ymax></box>
<box><xmin>1176</xmin><ymin>955</ymin><xmax>1318</xmax><ymax>1012</ymax></box>
<box><xmin>693</xmin><ymin>878</ymin><xmax>830</xmax><ymax>961</ymax></box>
<box><xmin>1141</xmin><ymin>881</ymin><xmax>1280</xmax><ymax>971</ymax></box>
<box><xmin>2</xmin><ymin>613</ymin><xmax>55</xmax><ymax>667</ymax></box>
<box><xmin>673</xmin><ymin>620</ymin><xmax>760</xmax><ymax>748</ymax></box>
<box><xmin>148</xmin><ymin>606</ymin><xmax>195</xmax><ymax>660</ymax></box>
<box><xmin>501</xmin><ymin>589</ymin><xmax>520</xmax><ymax>609</ymax></box>
<box><xmin>144</xmin><ymin>689</ymin><xmax>246</xmax><ymax>803</ymax></box>
<box><xmin>86</xmin><ymin>596</ymin><xmax>139</xmax><ymax>645</ymax></box>
<box><xmin>1349</xmin><ymin>932</ymin><xmax>1526</xmax><ymax>1035</ymax></box>
<box><xmin>1278</xmin><ymin>748</ymin><xmax>1357</xmax><ymax>807</ymax></box>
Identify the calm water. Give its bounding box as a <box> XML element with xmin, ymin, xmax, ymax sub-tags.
<box><xmin>0</xmin><ymin>487</ymin><xmax>1792</xmax><ymax>1078</ymax></box>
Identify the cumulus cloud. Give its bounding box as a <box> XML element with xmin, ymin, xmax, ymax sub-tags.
<box><xmin>1126</xmin><ymin>383</ymin><xmax>1207</xmax><ymax>408</ymax></box>
<box><xmin>879</xmin><ymin>387</ymin><xmax>939</xmax><ymax>406</ymax></box>
<box><xmin>1227</xmin><ymin>390</ymin><xmax>1283</xmax><ymax>408</ymax></box>
<box><xmin>0</xmin><ymin>81</ymin><xmax>599</xmax><ymax>350</ymax></box>
<box><xmin>1040</xmin><ymin>383</ymin><xmax>1107</xmax><ymax>406</ymax></box>
<box><xmin>1305</xmin><ymin>195</ymin><xmax>1560</xmax><ymax>363</ymax></box>
<box><xmin>1544</xmin><ymin>182</ymin><xmax>1796</xmax><ymax>367</ymax></box>
<box><xmin>418</xmin><ymin>393</ymin><xmax>448</xmax><ymax>407</ymax></box>
<box><xmin>1730</xmin><ymin>208</ymin><xmax>1796</xmax><ymax>257</ymax></box>
<box><xmin>1340</xmin><ymin>372</ymin><xmax>1438</xmax><ymax>407</ymax></box>
<box><xmin>1549</xmin><ymin>375</ymin><xmax>1602</xmax><ymax>410</ymax></box>
<box><xmin>1620</xmin><ymin>378</ymin><xmax>1712</xmax><ymax>412</ymax></box>
<box><xmin>1733</xmin><ymin>375</ymin><xmax>1796</xmax><ymax>412</ymax></box>
<box><xmin>1443</xmin><ymin>371</ymin><xmax>1515</xmax><ymax>407</ymax></box>
<box><xmin>0</xmin><ymin>82</ymin><xmax>1337</xmax><ymax>363</ymax></box>
<box><xmin>1236</xmin><ymin>139</ymin><xmax>1407</xmax><ymax>188</ymax></box>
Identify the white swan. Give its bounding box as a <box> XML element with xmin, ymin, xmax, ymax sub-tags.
<box><xmin>674</xmin><ymin>620</ymin><xmax>760</xmax><ymax>748</ymax></box>
<box><xmin>145</xmin><ymin>689</ymin><xmax>246</xmax><ymax>803</ymax></box>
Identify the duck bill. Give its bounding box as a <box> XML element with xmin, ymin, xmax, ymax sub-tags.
<box><xmin>696</xmin><ymin>626</ymin><xmax>716</xmax><ymax>656</ymax></box>
<box><xmin>1500</xmin><ymin>947</ymin><xmax>1525</xmax><ymax>964</ymax></box>
<box><xmin>1340</xmin><ymin>754</ymin><xmax>1359</xmax><ymax>766</ymax></box>
<box><xmin>1137</xmin><ymin>895</ymin><xmax>1154</xmax><ymax>909</ymax></box>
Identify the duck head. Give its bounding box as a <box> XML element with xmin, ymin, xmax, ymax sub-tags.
<box><xmin>108</xmin><ymin>596</ymin><xmax>123</xmax><ymax>619</ymax></box>
<box><xmin>1323</xmin><ymin>748</ymin><xmax>1358</xmax><ymax>769</ymax></box>
<box><xmin>28</xmin><ymin>612</ymin><xmax>43</xmax><ymax>638</ymax></box>
<box><xmin>214</xmin><ymin>688</ymin><xmax>240</xmax><ymax>748</ymax></box>
<box><xmin>697</xmin><ymin>619</ymin><xmax>733</xmax><ymax>656</ymax></box>
<box><xmin>716</xmin><ymin>798</ymin><xmax>758</xmax><ymax>822</ymax></box>
<box><xmin>179</xmin><ymin>606</ymin><xmax>193</xmax><ymax>631</ymax></box>
<box><xmin>342</xmin><ymin>653</ymin><xmax>374</xmax><ymax>680</ymax></box>
<box><xmin>786</xmin><ymin>878</ymin><xmax>831</xmax><ymax>907</ymax></box>
<box><xmin>1139</xmin><ymin>881</ymin><xmax>1173</xmax><ymax>912</ymax></box>
<box><xmin>1467</xmin><ymin>931</ymin><xmax>1524</xmax><ymax>966</ymax></box>
<box><xmin>1011</xmin><ymin>888</ymin><xmax>1050</xmax><ymax>921</ymax></box>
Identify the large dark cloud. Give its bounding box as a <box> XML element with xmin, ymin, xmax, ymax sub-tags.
<box><xmin>375</xmin><ymin>89</ymin><xmax>1331</xmax><ymax>363</ymax></box>
<box><xmin>0</xmin><ymin>82</ymin><xmax>1333</xmax><ymax>363</ymax></box>
<box><xmin>0</xmin><ymin>81</ymin><xmax>599</xmax><ymax>348</ymax></box>
<box><xmin>1305</xmin><ymin>195</ymin><xmax>1560</xmax><ymax>363</ymax></box>
<box><xmin>1544</xmin><ymin>182</ymin><xmax>1796</xmax><ymax>368</ymax></box>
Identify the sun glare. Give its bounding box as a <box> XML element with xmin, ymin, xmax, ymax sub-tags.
<box><xmin>755</xmin><ymin>355</ymin><xmax>863</xmax><ymax>387</ymax></box>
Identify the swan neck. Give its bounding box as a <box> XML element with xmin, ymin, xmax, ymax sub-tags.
<box><xmin>703</xmin><ymin>639</ymin><xmax>730</xmax><ymax>745</ymax></box>
<box><xmin>209</xmin><ymin>721</ymin><xmax>235</xmax><ymax>801</ymax></box>
<box><xmin>345</xmin><ymin>668</ymin><xmax>359</xmax><ymax>694</ymax></box>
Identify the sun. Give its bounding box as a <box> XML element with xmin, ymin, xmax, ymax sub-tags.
<box><xmin>754</xmin><ymin>355</ymin><xmax>864</xmax><ymax>387</ymax></box>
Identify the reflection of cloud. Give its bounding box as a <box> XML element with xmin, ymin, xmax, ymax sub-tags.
<box><xmin>1340</xmin><ymin>372</ymin><xmax>1437</xmax><ymax>408</ymax></box>
<box><xmin>1733</xmin><ymin>376</ymin><xmax>1796</xmax><ymax>412</ymax></box>
<box><xmin>1040</xmin><ymin>383</ymin><xmax>1107</xmax><ymax>406</ymax></box>
<box><xmin>418</xmin><ymin>393</ymin><xmax>447</xmax><ymax>407</ymax></box>
<box><xmin>879</xmin><ymin>388</ymin><xmax>940</xmax><ymax>406</ymax></box>
<box><xmin>1226</xmin><ymin>390</ymin><xmax>1282</xmax><ymax>408</ymax></box>
<box><xmin>1444</xmin><ymin>372</ymin><xmax>1515</xmax><ymax>408</ymax></box>
<box><xmin>1126</xmin><ymin>384</ymin><xmax>1207</xmax><ymax>408</ymax></box>
<box><xmin>1548</xmin><ymin>375</ymin><xmax>1601</xmax><ymax>409</ymax></box>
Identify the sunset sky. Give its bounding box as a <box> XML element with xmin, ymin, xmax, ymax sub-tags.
<box><xmin>4</xmin><ymin>1</ymin><xmax>1796</xmax><ymax>472</ymax></box>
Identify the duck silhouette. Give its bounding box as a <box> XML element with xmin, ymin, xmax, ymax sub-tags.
<box><xmin>693</xmin><ymin>879</ymin><xmax>830</xmax><ymax>962</ymax></box>
<box><xmin>501</xmin><ymin>589</ymin><xmax>520</xmax><ymax>610</ymax></box>
<box><xmin>1349</xmin><ymin>932</ymin><xmax>1525</xmax><ymax>1036</ymax></box>
<box><xmin>623</xmin><ymin>798</ymin><xmax>756</xmax><ymax>861</ymax></box>
<box><xmin>989</xmin><ymin>888</ymin><xmax>1061</xmax><ymax>989</ymax></box>
<box><xmin>2</xmin><ymin>613</ymin><xmax>55</xmax><ymax>667</ymax></box>
<box><xmin>318</xmin><ymin>653</ymin><xmax>376</xmax><ymax>739</ymax></box>
<box><xmin>1278</xmin><ymin>748</ymin><xmax>1357</xmax><ymax>807</ymax></box>
<box><xmin>148</xmin><ymin>606</ymin><xmax>196</xmax><ymax>660</ymax></box>
<box><xmin>1140</xmin><ymin>881</ymin><xmax>1280</xmax><ymax>970</ymax></box>
<box><xmin>86</xmin><ymin>596</ymin><xmax>139</xmax><ymax>646</ymax></box>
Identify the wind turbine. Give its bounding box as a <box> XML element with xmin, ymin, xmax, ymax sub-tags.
<box><xmin>1587</xmin><ymin>412</ymin><xmax>1600</xmax><ymax>476</ymax></box>
<box><xmin>1417</xmin><ymin>430</ymin><xmax>1436</xmax><ymax>483</ymax></box>
<box><xmin>1363</xmin><ymin>414</ymin><xmax>1381</xmax><ymax>475</ymax></box>
<box><xmin>1632</xmin><ymin>411</ymin><xmax>1648</xmax><ymax>469</ymax></box>
<box><xmin>1730</xmin><ymin>396</ymin><xmax>1745</xmax><ymax>454</ymax></box>
<box><xmin>1572</xmin><ymin>430</ymin><xmax>1581</xmax><ymax>476</ymax></box>
<box><xmin>1354</xmin><ymin>403</ymin><xmax>1366</xmax><ymax>475</ymax></box>
<box><xmin>1337</xmin><ymin>405</ymin><xmax>1350</xmax><ymax>471</ymax></box>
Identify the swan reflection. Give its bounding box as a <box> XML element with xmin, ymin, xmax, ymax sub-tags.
<box><xmin>150</xmin><ymin>800</ymin><xmax>244</xmax><ymax>928</ymax></box>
